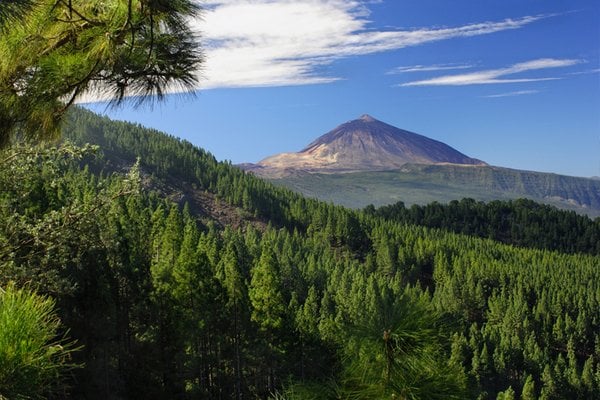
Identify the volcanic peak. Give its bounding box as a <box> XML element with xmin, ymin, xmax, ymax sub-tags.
<box><xmin>252</xmin><ymin>115</ymin><xmax>486</xmax><ymax>174</ymax></box>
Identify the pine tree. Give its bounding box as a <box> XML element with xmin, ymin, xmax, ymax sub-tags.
<box><xmin>0</xmin><ymin>0</ymin><xmax>201</xmax><ymax>145</ymax></box>
<box><xmin>249</xmin><ymin>245</ymin><xmax>286</xmax><ymax>394</ymax></box>
<box><xmin>521</xmin><ymin>374</ymin><xmax>536</xmax><ymax>400</ymax></box>
<box><xmin>338</xmin><ymin>292</ymin><xmax>467</xmax><ymax>399</ymax></box>
<box><xmin>580</xmin><ymin>356</ymin><xmax>595</xmax><ymax>398</ymax></box>
<box><xmin>297</xmin><ymin>285</ymin><xmax>320</xmax><ymax>337</ymax></box>
<box><xmin>540</xmin><ymin>364</ymin><xmax>557</xmax><ymax>400</ymax></box>
<box><xmin>566</xmin><ymin>337</ymin><xmax>581</xmax><ymax>390</ymax></box>
<box><xmin>250</xmin><ymin>246</ymin><xmax>285</xmax><ymax>332</ymax></box>
<box><xmin>496</xmin><ymin>386</ymin><xmax>515</xmax><ymax>400</ymax></box>
<box><xmin>0</xmin><ymin>284</ymin><xmax>80</xmax><ymax>398</ymax></box>
<box><xmin>220</xmin><ymin>240</ymin><xmax>248</xmax><ymax>400</ymax></box>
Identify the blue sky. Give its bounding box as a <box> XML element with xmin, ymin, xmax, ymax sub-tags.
<box><xmin>86</xmin><ymin>0</ymin><xmax>600</xmax><ymax>178</ymax></box>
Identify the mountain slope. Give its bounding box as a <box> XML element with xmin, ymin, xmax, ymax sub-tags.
<box><xmin>241</xmin><ymin>114</ymin><xmax>600</xmax><ymax>216</ymax></box>
<box><xmin>11</xmin><ymin>107</ymin><xmax>589</xmax><ymax>399</ymax></box>
<box><xmin>249</xmin><ymin>114</ymin><xmax>485</xmax><ymax>174</ymax></box>
<box><xmin>269</xmin><ymin>163</ymin><xmax>600</xmax><ymax>217</ymax></box>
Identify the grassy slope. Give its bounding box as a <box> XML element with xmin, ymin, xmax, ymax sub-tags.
<box><xmin>269</xmin><ymin>164</ymin><xmax>600</xmax><ymax>217</ymax></box>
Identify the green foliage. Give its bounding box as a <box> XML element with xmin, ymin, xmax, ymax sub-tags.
<box><xmin>250</xmin><ymin>246</ymin><xmax>285</xmax><ymax>332</ymax></box>
<box><xmin>495</xmin><ymin>386</ymin><xmax>515</xmax><ymax>400</ymax></box>
<box><xmin>338</xmin><ymin>290</ymin><xmax>467</xmax><ymax>399</ymax></box>
<box><xmin>0</xmin><ymin>109</ymin><xmax>598</xmax><ymax>399</ymax></box>
<box><xmin>0</xmin><ymin>0</ymin><xmax>35</xmax><ymax>24</ymax></box>
<box><xmin>0</xmin><ymin>0</ymin><xmax>201</xmax><ymax>146</ymax></box>
<box><xmin>370</xmin><ymin>198</ymin><xmax>600</xmax><ymax>255</ymax></box>
<box><xmin>270</xmin><ymin>380</ymin><xmax>336</xmax><ymax>400</ymax></box>
<box><xmin>0</xmin><ymin>284</ymin><xmax>79</xmax><ymax>399</ymax></box>
<box><xmin>272</xmin><ymin>165</ymin><xmax>600</xmax><ymax>217</ymax></box>
<box><xmin>521</xmin><ymin>374</ymin><xmax>536</xmax><ymax>400</ymax></box>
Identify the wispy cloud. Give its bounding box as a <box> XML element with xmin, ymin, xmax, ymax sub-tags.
<box><xmin>484</xmin><ymin>89</ymin><xmax>540</xmax><ymax>98</ymax></box>
<box><xmin>193</xmin><ymin>1</ymin><xmax>552</xmax><ymax>89</ymax></box>
<box><xmin>567</xmin><ymin>68</ymin><xmax>600</xmax><ymax>75</ymax></box>
<box><xmin>388</xmin><ymin>63</ymin><xmax>475</xmax><ymax>74</ymax></box>
<box><xmin>399</xmin><ymin>58</ymin><xmax>581</xmax><ymax>87</ymax></box>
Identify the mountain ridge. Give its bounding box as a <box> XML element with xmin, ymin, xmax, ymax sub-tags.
<box><xmin>239</xmin><ymin>115</ymin><xmax>600</xmax><ymax>216</ymax></box>
<box><xmin>268</xmin><ymin>163</ymin><xmax>600</xmax><ymax>216</ymax></box>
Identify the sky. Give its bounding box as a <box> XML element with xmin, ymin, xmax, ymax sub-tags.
<box><xmin>86</xmin><ymin>0</ymin><xmax>600</xmax><ymax>178</ymax></box>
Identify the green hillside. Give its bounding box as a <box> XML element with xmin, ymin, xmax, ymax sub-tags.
<box><xmin>367</xmin><ymin>198</ymin><xmax>600</xmax><ymax>256</ymax></box>
<box><xmin>268</xmin><ymin>164</ymin><xmax>600</xmax><ymax>217</ymax></box>
<box><xmin>0</xmin><ymin>108</ymin><xmax>598</xmax><ymax>399</ymax></box>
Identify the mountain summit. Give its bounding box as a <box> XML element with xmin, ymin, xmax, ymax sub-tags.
<box><xmin>251</xmin><ymin>115</ymin><xmax>486</xmax><ymax>174</ymax></box>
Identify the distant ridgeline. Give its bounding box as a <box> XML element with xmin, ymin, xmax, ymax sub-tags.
<box><xmin>0</xmin><ymin>106</ymin><xmax>597</xmax><ymax>399</ymax></box>
<box><xmin>243</xmin><ymin>115</ymin><xmax>600</xmax><ymax>217</ymax></box>
<box><xmin>268</xmin><ymin>166</ymin><xmax>600</xmax><ymax>217</ymax></box>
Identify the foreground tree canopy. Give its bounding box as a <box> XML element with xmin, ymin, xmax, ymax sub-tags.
<box><xmin>0</xmin><ymin>284</ymin><xmax>79</xmax><ymax>399</ymax></box>
<box><xmin>0</xmin><ymin>0</ymin><xmax>202</xmax><ymax>146</ymax></box>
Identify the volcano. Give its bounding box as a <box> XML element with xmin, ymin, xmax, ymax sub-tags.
<box><xmin>249</xmin><ymin>114</ymin><xmax>486</xmax><ymax>175</ymax></box>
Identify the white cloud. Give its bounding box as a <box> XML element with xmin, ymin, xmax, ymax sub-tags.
<box><xmin>75</xmin><ymin>1</ymin><xmax>556</xmax><ymax>102</ymax></box>
<box><xmin>388</xmin><ymin>63</ymin><xmax>474</xmax><ymax>74</ymax></box>
<box><xmin>192</xmin><ymin>1</ymin><xmax>551</xmax><ymax>89</ymax></box>
<box><xmin>484</xmin><ymin>89</ymin><xmax>540</xmax><ymax>98</ymax></box>
<box><xmin>400</xmin><ymin>58</ymin><xmax>581</xmax><ymax>87</ymax></box>
<box><xmin>567</xmin><ymin>68</ymin><xmax>600</xmax><ymax>75</ymax></box>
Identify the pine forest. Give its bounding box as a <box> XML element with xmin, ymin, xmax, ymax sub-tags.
<box><xmin>1</xmin><ymin>108</ymin><xmax>598</xmax><ymax>399</ymax></box>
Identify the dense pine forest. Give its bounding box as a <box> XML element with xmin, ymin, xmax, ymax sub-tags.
<box><xmin>366</xmin><ymin>198</ymin><xmax>600</xmax><ymax>255</ymax></box>
<box><xmin>1</xmin><ymin>107</ymin><xmax>598</xmax><ymax>399</ymax></box>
